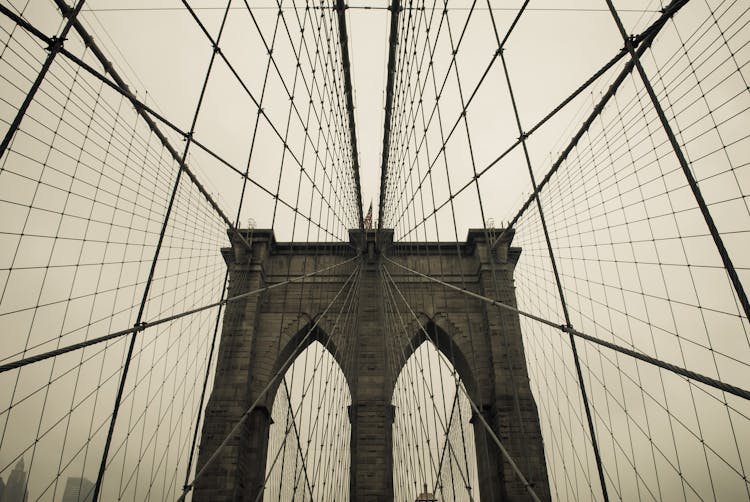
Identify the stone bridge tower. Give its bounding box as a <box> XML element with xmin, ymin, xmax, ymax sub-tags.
<box><xmin>193</xmin><ymin>228</ymin><xmax>550</xmax><ymax>501</ymax></box>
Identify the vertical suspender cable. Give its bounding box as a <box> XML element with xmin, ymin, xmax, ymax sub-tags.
<box><xmin>498</xmin><ymin>49</ymin><xmax>610</xmax><ymax>502</ymax></box>
<box><xmin>91</xmin><ymin>1</ymin><xmax>235</xmax><ymax>499</ymax></box>
<box><xmin>0</xmin><ymin>0</ymin><xmax>87</xmax><ymax>159</ymax></box>
<box><xmin>603</xmin><ymin>0</ymin><xmax>750</xmax><ymax>323</ymax></box>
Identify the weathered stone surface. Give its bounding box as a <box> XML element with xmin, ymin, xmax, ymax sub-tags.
<box><xmin>193</xmin><ymin>228</ymin><xmax>550</xmax><ymax>502</ymax></box>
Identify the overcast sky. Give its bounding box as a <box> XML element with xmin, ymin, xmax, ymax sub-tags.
<box><xmin>0</xmin><ymin>1</ymin><xmax>749</xmax><ymax>501</ymax></box>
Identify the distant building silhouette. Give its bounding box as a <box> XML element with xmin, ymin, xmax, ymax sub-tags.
<box><xmin>3</xmin><ymin>458</ymin><xmax>27</xmax><ymax>502</ymax></box>
<box><xmin>61</xmin><ymin>477</ymin><xmax>94</xmax><ymax>502</ymax></box>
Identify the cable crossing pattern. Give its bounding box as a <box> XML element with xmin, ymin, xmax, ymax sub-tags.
<box><xmin>0</xmin><ymin>0</ymin><xmax>749</xmax><ymax>501</ymax></box>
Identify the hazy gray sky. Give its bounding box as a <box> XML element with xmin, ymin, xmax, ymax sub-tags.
<box><xmin>0</xmin><ymin>1</ymin><xmax>748</xmax><ymax>501</ymax></box>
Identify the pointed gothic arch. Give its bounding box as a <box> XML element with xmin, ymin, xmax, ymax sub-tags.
<box><xmin>262</xmin><ymin>333</ymin><xmax>352</xmax><ymax>501</ymax></box>
<box><xmin>390</xmin><ymin>322</ymin><xmax>482</xmax><ymax>501</ymax></box>
<box><xmin>195</xmin><ymin>229</ymin><xmax>550</xmax><ymax>501</ymax></box>
<box><xmin>390</xmin><ymin>315</ymin><xmax>479</xmax><ymax>404</ymax></box>
<box><xmin>266</xmin><ymin>315</ymin><xmax>353</xmax><ymax>408</ymax></box>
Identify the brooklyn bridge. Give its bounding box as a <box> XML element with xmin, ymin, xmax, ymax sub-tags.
<box><xmin>0</xmin><ymin>0</ymin><xmax>748</xmax><ymax>501</ymax></box>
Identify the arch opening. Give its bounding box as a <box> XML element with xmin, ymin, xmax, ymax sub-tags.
<box><xmin>391</xmin><ymin>333</ymin><xmax>481</xmax><ymax>502</ymax></box>
<box><xmin>262</xmin><ymin>339</ymin><xmax>351</xmax><ymax>501</ymax></box>
<box><xmin>265</xmin><ymin>319</ymin><xmax>351</xmax><ymax>407</ymax></box>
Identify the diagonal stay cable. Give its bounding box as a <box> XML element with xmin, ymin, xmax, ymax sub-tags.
<box><xmin>209</xmin><ymin>256</ymin><xmax>361</xmax><ymax>500</ymax></box>
<box><xmin>90</xmin><ymin>0</ymin><xmax>239</xmax><ymax>494</ymax></box>
<box><xmin>274</xmin><ymin>381</ymin><xmax>315</xmax><ymax>500</ymax></box>
<box><xmin>383</xmin><ymin>0</ymin><xmax>524</xmax><ymax>228</ymax></box>
<box><xmin>433</xmin><ymin>384</ymin><xmax>460</xmax><ymax>495</ymax></box>
<box><xmin>385</xmin><ymin>0</ymin><xmax>527</xmax><ymax>229</ymax></box>
<box><xmin>488</xmin><ymin>0</ymin><xmax>690</xmax><ymax>250</ymax></box>
<box><xmin>177</xmin><ymin>260</ymin><xmax>361</xmax><ymax>501</ymax></box>
<box><xmin>384</xmin><ymin>255</ymin><xmax>750</xmax><ymax>402</ymax></box>
<box><xmin>246</xmin><ymin>0</ymin><xmax>358</xmax><ymax>229</ymax></box>
<box><xmin>389</xmin><ymin>0</ymin><xmax>687</xmax><ymax>239</ymax></box>
<box><xmin>0</xmin><ymin>255</ymin><xmax>359</xmax><ymax>374</ymax></box>
<box><xmin>45</xmin><ymin>1</ymin><xmax>254</xmax><ymax>252</ymax></box>
<box><xmin>179</xmin><ymin>0</ymin><xmax>358</xmax><ymax>231</ymax></box>
<box><xmin>0</xmin><ymin>3</ymin><xmax>343</xmax><ymax>245</ymax></box>
<box><xmin>602</xmin><ymin>0</ymin><xmax>750</xmax><ymax>324</ymax></box>
<box><xmin>254</xmin><ymin>267</ymin><xmax>360</xmax><ymax>501</ymax></box>
<box><xmin>380</xmin><ymin>264</ymin><xmax>477</xmax><ymax>499</ymax></box>
<box><xmin>381</xmin><ymin>264</ymin><xmax>543</xmax><ymax>502</ymax></box>
<box><xmin>447</xmin><ymin>0</ymin><xmax>539</xmax><ymax>486</ymax></box>
<box><xmin>502</xmin><ymin>47</ymin><xmax>611</xmax><ymax>502</ymax></box>
<box><xmin>0</xmin><ymin>0</ymin><xmax>87</xmax><ymax>159</ymax></box>
<box><xmin>393</xmin><ymin>2</ymin><xmax>685</xmax><ymax>240</ymax></box>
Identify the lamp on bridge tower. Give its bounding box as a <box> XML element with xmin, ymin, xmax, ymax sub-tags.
<box><xmin>415</xmin><ymin>483</ymin><xmax>437</xmax><ymax>502</ymax></box>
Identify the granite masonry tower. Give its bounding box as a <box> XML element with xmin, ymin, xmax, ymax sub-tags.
<box><xmin>193</xmin><ymin>228</ymin><xmax>550</xmax><ymax>501</ymax></box>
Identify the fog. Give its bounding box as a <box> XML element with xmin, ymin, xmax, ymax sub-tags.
<box><xmin>0</xmin><ymin>0</ymin><xmax>748</xmax><ymax>501</ymax></box>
